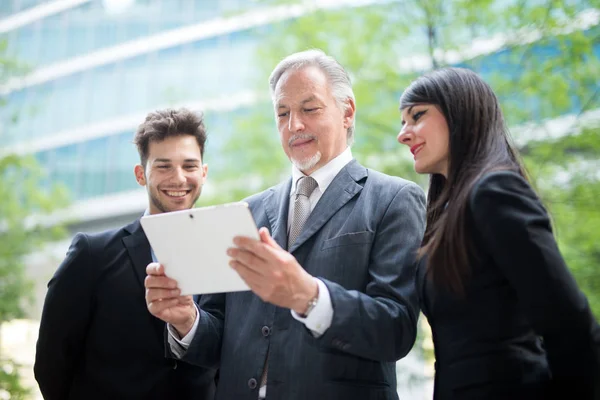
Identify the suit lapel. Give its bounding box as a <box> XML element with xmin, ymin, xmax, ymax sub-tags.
<box><xmin>289</xmin><ymin>160</ymin><xmax>367</xmax><ymax>253</ymax></box>
<box><xmin>123</xmin><ymin>219</ymin><xmax>167</xmax><ymax>340</ymax></box>
<box><xmin>122</xmin><ymin>219</ymin><xmax>152</xmax><ymax>291</ymax></box>
<box><xmin>263</xmin><ymin>178</ymin><xmax>293</xmax><ymax>250</ymax></box>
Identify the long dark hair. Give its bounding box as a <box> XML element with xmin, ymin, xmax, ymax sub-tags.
<box><xmin>400</xmin><ymin>67</ymin><xmax>527</xmax><ymax>294</ymax></box>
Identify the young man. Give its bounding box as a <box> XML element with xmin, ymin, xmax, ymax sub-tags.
<box><xmin>35</xmin><ymin>108</ymin><xmax>216</xmax><ymax>400</ymax></box>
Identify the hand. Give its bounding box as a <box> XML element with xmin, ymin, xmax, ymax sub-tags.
<box><xmin>144</xmin><ymin>263</ymin><xmax>197</xmax><ymax>337</ymax></box>
<box><xmin>228</xmin><ymin>227</ymin><xmax>318</xmax><ymax>314</ymax></box>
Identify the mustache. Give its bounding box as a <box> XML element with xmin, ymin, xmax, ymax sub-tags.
<box><xmin>288</xmin><ymin>134</ymin><xmax>317</xmax><ymax>147</ymax></box>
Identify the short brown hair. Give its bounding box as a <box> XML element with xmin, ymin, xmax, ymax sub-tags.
<box><xmin>133</xmin><ymin>108</ymin><xmax>207</xmax><ymax>167</ymax></box>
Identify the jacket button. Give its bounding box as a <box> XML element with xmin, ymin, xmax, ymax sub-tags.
<box><xmin>172</xmin><ymin>361</ymin><xmax>178</xmax><ymax>370</ymax></box>
<box><xmin>261</xmin><ymin>326</ymin><xmax>271</xmax><ymax>337</ymax></box>
<box><xmin>248</xmin><ymin>378</ymin><xmax>258</xmax><ymax>389</ymax></box>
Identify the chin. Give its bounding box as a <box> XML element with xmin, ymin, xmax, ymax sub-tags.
<box><xmin>414</xmin><ymin>164</ymin><xmax>434</xmax><ymax>176</ymax></box>
<box><xmin>292</xmin><ymin>152</ymin><xmax>321</xmax><ymax>172</ymax></box>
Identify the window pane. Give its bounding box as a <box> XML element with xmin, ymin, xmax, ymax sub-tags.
<box><xmin>79</xmin><ymin>136</ymin><xmax>109</xmax><ymax>198</ymax></box>
<box><xmin>52</xmin><ymin>144</ymin><xmax>80</xmax><ymax>198</ymax></box>
<box><xmin>108</xmin><ymin>131</ymin><xmax>140</xmax><ymax>194</ymax></box>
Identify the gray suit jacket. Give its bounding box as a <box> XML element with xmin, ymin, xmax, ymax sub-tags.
<box><xmin>181</xmin><ymin>160</ymin><xmax>426</xmax><ymax>400</ymax></box>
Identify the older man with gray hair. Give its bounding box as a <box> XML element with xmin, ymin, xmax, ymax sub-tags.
<box><xmin>145</xmin><ymin>49</ymin><xmax>426</xmax><ymax>400</ymax></box>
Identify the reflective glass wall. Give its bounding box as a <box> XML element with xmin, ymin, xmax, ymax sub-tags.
<box><xmin>0</xmin><ymin>0</ymin><xmax>266</xmax><ymax>201</ymax></box>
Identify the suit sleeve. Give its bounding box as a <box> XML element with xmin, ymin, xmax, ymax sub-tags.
<box><xmin>176</xmin><ymin>292</ymin><xmax>225</xmax><ymax>369</ymax></box>
<box><xmin>469</xmin><ymin>171</ymin><xmax>600</xmax><ymax>397</ymax></box>
<box><xmin>34</xmin><ymin>233</ymin><xmax>96</xmax><ymax>400</ymax></box>
<box><xmin>315</xmin><ymin>182</ymin><xmax>426</xmax><ymax>361</ymax></box>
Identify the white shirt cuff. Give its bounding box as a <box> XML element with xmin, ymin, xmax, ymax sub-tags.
<box><xmin>167</xmin><ymin>303</ymin><xmax>199</xmax><ymax>357</ymax></box>
<box><xmin>291</xmin><ymin>278</ymin><xmax>333</xmax><ymax>337</ymax></box>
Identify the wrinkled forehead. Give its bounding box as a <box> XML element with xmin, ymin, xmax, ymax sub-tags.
<box><xmin>273</xmin><ymin>66</ymin><xmax>329</xmax><ymax>104</ymax></box>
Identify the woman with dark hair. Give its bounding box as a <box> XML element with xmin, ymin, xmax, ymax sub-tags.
<box><xmin>397</xmin><ymin>67</ymin><xmax>600</xmax><ymax>399</ymax></box>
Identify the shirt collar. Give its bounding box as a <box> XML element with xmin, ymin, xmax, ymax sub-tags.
<box><xmin>290</xmin><ymin>146</ymin><xmax>353</xmax><ymax>196</ymax></box>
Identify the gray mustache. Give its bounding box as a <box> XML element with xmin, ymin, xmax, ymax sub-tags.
<box><xmin>288</xmin><ymin>134</ymin><xmax>317</xmax><ymax>147</ymax></box>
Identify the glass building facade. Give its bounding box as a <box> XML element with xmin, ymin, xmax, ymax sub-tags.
<box><xmin>1</xmin><ymin>0</ymin><xmax>270</xmax><ymax>204</ymax></box>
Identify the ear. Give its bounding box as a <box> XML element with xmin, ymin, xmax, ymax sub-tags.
<box><xmin>342</xmin><ymin>98</ymin><xmax>356</xmax><ymax>129</ymax></box>
<box><xmin>201</xmin><ymin>164</ymin><xmax>208</xmax><ymax>183</ymax></box>
<box><xmin>134</xmin><ymin>164</ymin><xmax>146</xmax><ymax>186</ymax></box>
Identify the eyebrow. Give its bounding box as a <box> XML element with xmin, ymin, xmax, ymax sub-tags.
<box><xmin>277</xmin><ymin>95</ymin><xmax>319</xmax><ymax>109</ymax></box>
<box><xmin>153</xmin><ymin>158</ymin><xmax>200</xmax><ymax>163</ymax></box>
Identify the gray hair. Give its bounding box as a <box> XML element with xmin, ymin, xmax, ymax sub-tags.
<box><xmin>269</xmin><ymin>49</ymin><xmax>356</xmax><ymax>145</ymax></box>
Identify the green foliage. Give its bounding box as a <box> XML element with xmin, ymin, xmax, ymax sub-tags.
<box><xmin>0</xmin><ymin>154</ymin><xmax>69</xmax><ymax>322</ymax></box>
<box><xmin>0</xmin><ymin>153</ymin><xmax>69</xmax><ymax>397</ymax></box>
<box><xmin>0</xmin><ymin>358</ymin><xmax>30</xmax><ymax>400</ymax></box>
<box><xmin>523</xmin><ymin>125</ymin><xmax>600</xmax><ymax>315</ymax></box>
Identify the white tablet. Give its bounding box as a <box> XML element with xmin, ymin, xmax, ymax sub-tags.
<box><xmin>140</xmin><ymin>202</ymin><xmax>258</xmax><ymax>295</ymax></box>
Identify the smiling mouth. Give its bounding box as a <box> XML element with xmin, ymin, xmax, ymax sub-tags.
<box><xmin>291</xmin><ymin>138</ymin><xmax>314</xmax><ymax>147</ymax></box>
<box><xmin>411</xmin><ymin>144</ymin><xmax>424</xmax><ymax>156</ymax></box>
<box><xmin>162</xmin><ymin>190</ymin><xmax>190</xmax><ymax>198</ymax></box>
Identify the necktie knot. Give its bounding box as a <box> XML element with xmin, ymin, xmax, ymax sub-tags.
<box><xmin>296</xmin><ymin>176</ymin><xmax>318</xmax><ymax>198</ymax></box>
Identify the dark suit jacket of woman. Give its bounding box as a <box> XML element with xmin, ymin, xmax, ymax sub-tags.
<box><xmin>418</xmin><ymin>171</ymin><xmax>600</xmax><ymax>400</ymax></box>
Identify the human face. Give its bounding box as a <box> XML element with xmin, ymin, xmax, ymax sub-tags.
<box><xmin>398</xmin><ymin>104</ymin><xmax>449</xmax><ymax>177</ymax></box>
<box><xmin>274</xmin><ymin>66</ymin><xmax>355</xmax><ymax>175</ymax></box>
<box><xmin>134</xmin><ymin>135</ymin><xmax>208</xmax><ymax>215</ymax></box>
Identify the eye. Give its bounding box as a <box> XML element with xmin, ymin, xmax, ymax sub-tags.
<box><xmin>304</xmin><ymin>108</ymin><xmax>318</xmax><ymax>113</ymax></box>
<box><xmin>413</xmin><ymin>110</ymin><xmax>427</xmax><ymax>121</ymax></box>
<box><xmin>157</xmin><ymin>165</ymin><xmax>169</xmax><ymax>169</ymax></box>
<box><xmin>278</xmin><ymin>111</ymin><xmax>289</xmax><ymax>117</ymax></box>
<box><xmin>184</xmin><ymin>165</ymin><xmax>198</xmax><ymax>170</ymax></box>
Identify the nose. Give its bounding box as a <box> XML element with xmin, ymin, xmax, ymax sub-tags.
<box><xmin>397</xmin><ymin>128</ymin><xmax>414</xmax><ymax>146</ymax></box>
<box><xmin>288</xmin><ymin>112</ymin><xmax>305</xmax><ymax>133</ymax></box>
<box><xmin>172</xmin><ymin>167</ymin><xmax>186</xmax><ymax>184</ymax></box>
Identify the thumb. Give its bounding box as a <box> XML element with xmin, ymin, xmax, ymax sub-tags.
<box><xmin>146</xmin><ymin>262</ymin><xmax>164</xmax><ymax>276</ymax></box>
<box><xmin>259</xmin><ymin>227</ymin><xmax>280</xmax><ymax>249</ymax></box>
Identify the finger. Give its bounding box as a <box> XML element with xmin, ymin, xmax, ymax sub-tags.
<box><xmin>146</xmin><ymin>262</ymin><xmax>164</xmax><ymax>276</ymax></box>
<box><xmin>145</xmin><ymin>275</ymin><xmax>179</xmax><ymax>290</ymax></box>
<box><xmin>145</xmin><ymin>288</ymin><xmax>181</xmax><ymax>303</ymax></box>
<box><xmin>230</xmin><ymin>260</ymin><xmax>265</xmax><ymax>289</ymax></box>
<box><xmin>233</xmin><ymin>236</ymin><xmax>272</xmax><ymax>261</ymax></box>
<box><xmin>147</xmin><ymin>297</ymin><xmax>180</xmax><ymax>317</ymax></box>
<box><xmin>259</xmin><ymin>227</ymin><xmax>282</xmax><ymax>250</ymax></box>
<box><xmin>227</xmin><ymin>248</ymin><xmax>264</xmax><ymax>271</ymax></box>
<box><xmin>176</xmin><ymin>295</ymin><xmax>195</xmax><ymax>306</ymax></box>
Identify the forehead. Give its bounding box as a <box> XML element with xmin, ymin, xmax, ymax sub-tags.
<box><xmin>274</xmin><ymin>66</ymin><xmax>330</xmax><ymax>104</ymax></box>
<box><xmin>147</xmin><ymin>135</ymin><xmax>202</xmax><ymax>160</ymax></box>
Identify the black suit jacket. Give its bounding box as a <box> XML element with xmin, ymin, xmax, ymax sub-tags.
<box><xmin>34</xmin><ymin>219</ymin><xmax>216</xmax><ymax>400</ymax></box>
<box><xmin>177</xmin><ymin>160</ymin><xmax>427</xmax><ymax>400</ymax></box>
<box><xmin>419</xmin><ymin>171</ymin><xmax>600</xmax><ymax>400</ymax></box>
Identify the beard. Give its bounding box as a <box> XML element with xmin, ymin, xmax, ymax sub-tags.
<box><xmin>288</xmin><ymin>134</ymin><xmax>321</xmax><ymax>173</ymax></box>
<box><xmin>291</xmin><ymin>151</ymin><xmax>322</xmax><ymax>172</ymax></box>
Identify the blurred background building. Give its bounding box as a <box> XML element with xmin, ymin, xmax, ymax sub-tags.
<box><xmin>1</xmin><ymin>0</ymin><xmax>598</xmax><ymax>398</ymax></box>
